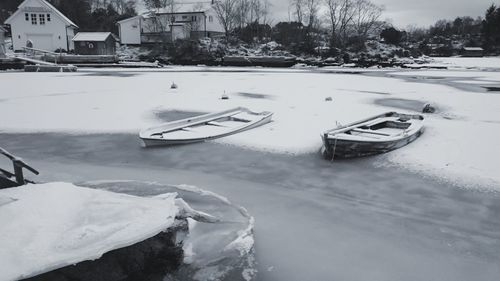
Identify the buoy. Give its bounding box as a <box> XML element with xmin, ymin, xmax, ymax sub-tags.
<box><xmin>171</xmin><ymin>82</ymin><xmax>178</xmax><ymax>89</ymax></box>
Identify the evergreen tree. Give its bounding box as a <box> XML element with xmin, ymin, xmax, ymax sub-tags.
<box><xmin>380</xmin><ymin>27</ymin><xmax>403</xmax><ymax>45</ymax></box>
<box><xmin>0</xmin><ymin>0</ymin><xmax>23</xmax><ymax>23</ymax></box>
<box><xmin>481</xmin><ymin>4</ymin><xmax>500</xmax><ymax>52</ymax></box>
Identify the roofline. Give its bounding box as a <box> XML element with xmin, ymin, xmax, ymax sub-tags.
<box><xmin>154</xmin><ymin>11</ymin><xmax>207</xmax><ymax>15</ymax></box>
<box><xmin>5</xmin><ymin>0</ymin><xmax>78</xmax><ymax>28</ymax></box>
<box><xmin>72</xmin><ymin>32</ymin><xmax>114</xmax><ymax>42</ymax></box>
<box><xmin>117</xmin><ymin>15</ymin><xmax>141</xmax><ymax>24</ymax></box>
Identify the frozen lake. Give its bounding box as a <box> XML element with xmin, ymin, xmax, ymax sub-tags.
<box><xmin>1</xmin><ymin>66</ymin><xmax>500</xmax><ymax>280</ymax></box>
<box><xmin>1</xmin><ymin>132</ymin><xmax>499</xmax><ymax>281</ymax></box>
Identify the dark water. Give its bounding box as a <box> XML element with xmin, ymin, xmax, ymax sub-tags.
<box><xmin>374</xmin><ymin>97</ymin><xmax>428</xmax><ymax>112</ymax></box>
<box><xmin>236</xmin><ymin>92</ymin><xmax>274</xmax><ymax>100</ymax></box>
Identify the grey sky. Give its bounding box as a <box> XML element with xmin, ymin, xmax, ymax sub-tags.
<box><xmin>268</xmin><ymin>0</ymin><xmax>494</xmax><ymax>28</ymax></box>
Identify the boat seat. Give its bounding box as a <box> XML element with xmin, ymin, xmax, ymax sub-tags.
<box><xmin>350</xmin><ymin>128</ymin><xmax>391</xmax><ymax>136</ymax></box>
<box><xmin>207</xmin><ymin>121</ymin><xmax>227</xmax><ymax>127</ymax></box>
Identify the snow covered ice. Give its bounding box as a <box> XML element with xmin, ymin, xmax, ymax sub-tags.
<box><xmin>1</xmin><ymin>59</ymin><xmax>500</xmax><ymax>281</ymax></box>
<box><xmin>0</xmin><ymin>65</ymin><xmax>499</xmax><ymax>188</ymax></box>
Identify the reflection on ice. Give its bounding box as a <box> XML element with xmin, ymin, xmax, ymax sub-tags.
<box><xmin>79</xmin><ymin>180</ymin><xmax>257</xmax><ymax>281</ymax></box>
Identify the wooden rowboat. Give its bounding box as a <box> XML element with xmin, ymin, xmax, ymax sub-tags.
<box><xmin>140</xmin><ymin>107</ymin><xmax>273</xmax><ymax>147</ymax></box>
<box><xmin>322</xmin><ymin>112</ymin><xmax>424</xmax><ymax>159</ymax></box>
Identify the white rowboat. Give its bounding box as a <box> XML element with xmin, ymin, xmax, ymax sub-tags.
<box><xmin>140</xmin><ymin>107</ymin><xmax>273</xmax><ymax>147</ymax></box>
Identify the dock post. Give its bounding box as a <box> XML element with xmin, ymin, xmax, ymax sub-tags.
<box><xmin>13</xmin><ymin>160</ymin><xmax>25</xmax><ymax>185</ymax></box>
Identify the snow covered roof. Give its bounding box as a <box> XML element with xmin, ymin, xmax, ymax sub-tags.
<box><xmin>5</xmin><ymin>0</ymin><xmax>78</xmax><ymax>28</ymax></box>
<box><xmin>117</xmin><ymin>15</ymin><xmax>142</xmax><ymax>24</ymax></box>
<box><xmin>72</xmin><ymin>32</ymin><xmax>114</xmax><ymax>42</ymax></box>
<box><xmin>463</xmin><ymin>47</ymin><xmax>484</xmax><ymax>51</ymax></box>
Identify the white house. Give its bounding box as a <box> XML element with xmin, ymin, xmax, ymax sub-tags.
<box><xmin>5</xmin><ymin>0</ymin><xmax>78</xmax><ymax>52</ymax></box>
<box><xmin>118</xmin><ymin>1</ymin><xmax>224</xmax><ymax>45</ymax></box>
<box><xmin>0</xmin><ymin>26</ymin><xmax>7</xmax><ymax>57</ymax></box>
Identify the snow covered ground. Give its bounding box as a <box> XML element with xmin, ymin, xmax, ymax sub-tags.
<box><xmin>0</xmin><ymin>65</ymin><xmax>499</xmax><ymax>189</ymax></box>
<box><xmin>425</xmin><ymin>56</ymin><xmax>500</xmax><ymax>70</ymax></box>
<box><xmin>0</xmin><ymin>182</ymin><xmax>180</xmax><ymax>280</ymax></box>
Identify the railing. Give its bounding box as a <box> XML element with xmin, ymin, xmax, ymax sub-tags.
<box><xmin>0</xmin><ymin>147</ymin><xmax>39</xmax><ymax>188</ymax></box>
<box><xmin>22</xmin><ymin>46</ymin><xmax>63</xmax><ymax>64</ymax></box>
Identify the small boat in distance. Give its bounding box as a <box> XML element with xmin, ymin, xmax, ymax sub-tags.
<box><xmin>140</xmin><ymin>107</ymin><xmax>273</xmax><ymax>147</ymax></box>
<box><xmin>322</xmin><ymin>112</ymin><xmax>424</xmax><ymax>159</ymax></box>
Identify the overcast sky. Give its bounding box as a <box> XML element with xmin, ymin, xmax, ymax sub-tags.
<box><xmin>268</xmin><ymin>0</ymin><xmax>494</xmax><ymax>28</ymax></box>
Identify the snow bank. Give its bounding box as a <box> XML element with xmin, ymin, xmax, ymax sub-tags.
<box><xmin>424</xmin><ymin>57</ymin><xmax>500</xmax><ymax>70</ymax></box>
<box><xmin>0</xmin><ymin>182</ymin><xmax>179</xmax><ymax>281</ymax></box>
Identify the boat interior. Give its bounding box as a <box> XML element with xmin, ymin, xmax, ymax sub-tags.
<box><xmin>343</xmin><ymin>117</ymin><xmax>416</xmax><ymax>139</ymax></box>
<box><xmin>153</xmin><ymin>111</ymin><xmax>260</xmax><ymax>139</ymax></box>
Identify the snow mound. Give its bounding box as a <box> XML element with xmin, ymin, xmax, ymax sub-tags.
<box><xmin>0</xmin><ymin>182</ymin><xmax>180</xmax><ymax>281</ymax></box>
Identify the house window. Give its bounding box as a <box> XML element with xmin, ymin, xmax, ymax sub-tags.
<box><xmin>192</xmin><ymin>16</ymin><xmax>197</xmax><ymax>22</ymax></box>
<box><xmin>209</xmin><ymin>16</ymin><xmax>213</xmax><ymax>22</ymax></box>
<box><xmin>31</xmin><ymin>14</ymin><xmax>37</xmax><ymax>25</ymax></box>
<box><xmin>182</xmin><ymin>15</ymin><xmax>188</xmax><ymax>20</ymax></box>
<box><xmin>47</xmin><ymin>14</ymin><xmax>51</xmax><ymax>22</ymax></box>
<box><xmin>39</xmin><ymin>14</ymin><xmax>45</xmax><ymax>25</ymax></box>
<box><xmin>25</xmin><ymin>13</ymin><xmax>29</xmax><ymax>21</ymax></box>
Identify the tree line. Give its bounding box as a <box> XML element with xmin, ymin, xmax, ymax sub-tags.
<box><xmin>211</xmin><ymin>0</ymin><xmax>385</xmax><ymax>53</ymax></box>
<box><xmin>1</xmin><ymin>0</ymin><xmax>500</xmax><ymax>55</ymax></box>
<box><xmin>377</xmin><ymin>4</ymin><xmax>500</xmax><ymax>55</ymax></box>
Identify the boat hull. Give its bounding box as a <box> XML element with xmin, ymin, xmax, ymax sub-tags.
<box><xmin>141</xmin><ymin>113</ymin><xmax>273</xmax><ymax>147</ymax></box>
<box><xmin>322</xmin><ymin>126</ymin><xmax>424</xmax><ymax>159</ymax></box>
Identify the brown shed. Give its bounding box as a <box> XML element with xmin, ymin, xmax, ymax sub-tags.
<box><xmin>72</xmin><ymin>32</ymin><xmax>116</xmax><ymax>55</ymax></box>
<box><xmin>461</xmin><ymin>47</ymin><xmax>484</xmax><ymax>57</ymax></box>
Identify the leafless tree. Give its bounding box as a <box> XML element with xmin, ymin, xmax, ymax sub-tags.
<box><xmin>289</xmin><ymin>0</ymin><xmax>305</xmax><ymax>24</ymax></box>
<box><xmin>324</xmin><ymin>0</ymin><xmax>340</xmax><ymax>39</ymax></box>
<box><xmin>249</xmin><ymin>0</ymin><xmax>262</xmax><ymax>23</ymax></box>
<box><xmin>143</xmin><ymin>0</ymin><xmax>174</xmax><ymax>12</ymax></box>
<box><xmin>213</xmin><ymin>0</ymin><xmax>239</xmax><ymax>37</ymax></box>
<box><xmin>142</xmin><ymin>0</ymin><xmax>177</xmax><ymax>43</ymax></box>
<box><xmin>235</xmin><ymin>0</ymin><xmax>251</xmax><ymax>28</ymax></box>
<box><xmin>304</xmin><ymin>0</ymin><xmax>320</xmax><ymax>28</ymax></box>
<box><xmin>88</xmin><ymin>0</ymin><xmax>135</xmax><ymax>14</ymax></box>
<box><xmin>110</xmin><ymin>0</ymin><xmax>135</xmax><ymax>14</ymax></box>
<box><xmin>260</xmin><ymin>0</ymin><xmax>272</xmax><ymax>25</ymax></box>
<box><xmin>351</xmin><ymin>0</ymin><xmax>384</xmax><ymax>39</ymax></box>
<box><xmin>323</xmin><ymin>0</ymin><xmax>357</xmax><ymax>47</ymax></box>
